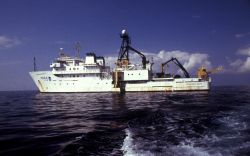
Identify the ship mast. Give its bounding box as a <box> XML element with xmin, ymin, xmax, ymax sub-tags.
<box><xmin>117</xmin><ymin>30</ymin><xmax>148</xmax><ymax>69</ymax></box>
<box><xmin>33</xmin><ymin>57</ymin><xmax>36</xmax><ymax>71</ymax></box>
<box><xmin>75</xmin><ymin>41</ymin><xmax>81</xmax><ymax>58</ymax></box>
<box><xmin>59</xmin><ymin>48</ymin><xmax>65</xmax><ymax>57</ymax></box>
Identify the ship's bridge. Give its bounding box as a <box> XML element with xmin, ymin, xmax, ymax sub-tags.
<box><xmin>49</xmin><ymin>52</ymin><xmax>110</xmax><ymax>78</ymax></box>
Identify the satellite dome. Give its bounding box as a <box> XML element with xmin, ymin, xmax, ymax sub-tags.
<box><xmin>122</xmin><ymin>29</ymin><xmax>126</xmax><ymax>35</ymax></box>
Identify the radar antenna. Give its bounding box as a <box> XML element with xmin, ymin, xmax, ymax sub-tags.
<box><xmin>59</xmin><ymin>48</ymin><xmax>65</xmax><ymax>57</ymax></box>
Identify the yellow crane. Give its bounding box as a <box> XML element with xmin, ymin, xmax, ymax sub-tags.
<box><xmin>197</xmin><ymin>66</ymin><xmax>223</xmax><ymax>79</ymax></box>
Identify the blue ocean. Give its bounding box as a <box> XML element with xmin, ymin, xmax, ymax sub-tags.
<box><xmin>0</xmin><ymin>86</ymin><xmax>250</xmax><ymax>155</ymax></box>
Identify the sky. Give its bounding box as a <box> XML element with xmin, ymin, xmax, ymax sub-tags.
<box><xmin>0</xmin><ymin>0</ymin><xmax>250</xmax><ymax>91</ymax></box>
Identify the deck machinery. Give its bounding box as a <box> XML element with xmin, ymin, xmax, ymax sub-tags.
<box><xmin>111</xmin><ymin>30</ymin><xmax>211</xmax><ymax>92</ymax></box>
<box><xmin>113</xmin><ymin>30</ymin><xmax>151</xmax><ymax>88</ymax></box>
<box><xmin>159</xmin><ymin>57</ymin><xmax>190</xmax><ymax>78</ymax></box>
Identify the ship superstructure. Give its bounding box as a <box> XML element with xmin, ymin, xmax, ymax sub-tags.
<box><xmin>30</xmin><ymin>30</ymin><xmax>212</xmax><ymax>93</ymax></box>
<box><xmin>30</xmin><ymin>51</ymin><xmax>115</xmax><ymax>92</ymax></box>
<box><xmin>111</xmin><ymin>30</ymin><xmax>210</xmax><ymax>92</ymax></box>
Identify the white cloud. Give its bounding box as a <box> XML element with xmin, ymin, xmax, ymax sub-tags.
<box><xmin>105</xmin><ymin>50</ymin><xmax>211</xmax><ymax>75</ymax></box>
<box><xmin>239</xmin><ymin>57</ymin><xmax>250</xmax><ymax>72</ymax></box>
<box><xmin>0</xmin><ymin>36</ymin><xmax>21</xmax><ymax>48</ymax></box>
<box><xmin>147</xmin><ymin>50</ymin><xmax>211</xmax><ymax>73</ymax></box>
<box><xmin>228</xmin><ymin>47</ymin><xmax>250</xmax><ymax>73</ymax></box>
<box><xmin>238</xmin><ymin>47</ymin><xmax>250</xmax><ymax>56</ymax></box>
<box><xmin>235</xmin><ymin>32</ymin><xmax>250</xmax><ymax>38</ymax></box>
<box><xmin>105</xmin><ymin>56</ymin><xmax>118</xmax><ymax>67</ymax></box>
<box><xmin>229</xmin><ymin>59</ymin><xmax>243</xmax><ymax>68</ymax></box>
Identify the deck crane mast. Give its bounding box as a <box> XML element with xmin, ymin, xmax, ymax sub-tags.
<box><xmin>161</xmin><ymin>57</ymin><xmax>190</xmax><ymax>78</ymax></box>
<box><xmin>117</xmin><ymin>30</ymin><xmax>148</xmax><ymax>69</ymax></box>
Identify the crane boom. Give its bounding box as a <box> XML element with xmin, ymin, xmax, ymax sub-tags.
<box><xmin>207</xmin><ymin>66</ymin><xmax>223</xmax><ymax>74</ymax></box>
<box><xmin>197</xmin><ymin>66</ymin><xmax>223</xmax><ymax>79</ymax></box>
<box><xmin>161</xmin><ymin>57</ymin><xmax>190</xmax><ymax>78</ymax></box>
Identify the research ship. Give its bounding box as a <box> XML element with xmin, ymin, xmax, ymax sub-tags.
<box><xmin>30</xmin><ymin>30</ymin><xmax>217</xmax><ymax>93</ymax></box>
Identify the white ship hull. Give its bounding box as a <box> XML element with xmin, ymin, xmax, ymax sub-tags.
<box><xmin>30</xmin><ymin>71</ymin><xmax>210</xmax><ymax>93</ymax></box>
<box><xmin>29</xmin><ymin>71</ymin><xmax>116</xmax><ymax>92</ymax></box>
<box><xmin>29</xmin><ymin>30</ymin><xmax>216</xmax><ymax>93</ymax></box>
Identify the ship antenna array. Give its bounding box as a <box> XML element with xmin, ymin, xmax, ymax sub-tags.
<box><xmin>75</xmin><ymin>41</ymin><xmax>81</xmax><ymax>58</ymax></box>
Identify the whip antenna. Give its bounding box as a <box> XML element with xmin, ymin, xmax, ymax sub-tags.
<box><xmin>33</xmin><ymin>57</ymin><xmax>36</xmax><ymax>71</ymax></box>
<box><xmin>75</xmin><ymin>42</ymin><xmax>81</xmax><ymax>58</ymax></box>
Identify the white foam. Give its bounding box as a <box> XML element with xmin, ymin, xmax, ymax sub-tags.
<box><xmin>169</xmin><ymin>140</ymin><xmax>223</xmax><ymax>156</ymax></box>
<box><xmin>121</xmin><ymin>129</ymin><xmax>136</xmax><ymax>156</ymax></box>
<box><xmin>218</xmin><ymin>111</ymin><xmax>248</xmax><ymax>131</ymax></box>
<box><xmin>121</xmin><ymin>129</ymin><xmax>228</xmax><ymax>156</ymax></box>
<box><xmin>121</xmin><ymin>129</ymin><xmax>154</xmax><ymax>156</ymax></box>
